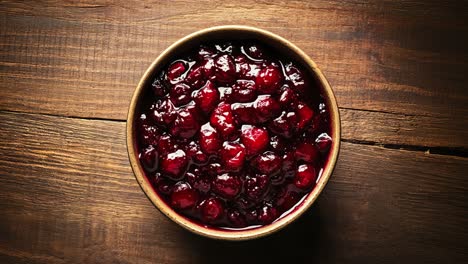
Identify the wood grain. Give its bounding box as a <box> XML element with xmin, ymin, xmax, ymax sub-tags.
<box><xmin>0</xmin><ymin>111</ymin><xmax>466</xmax><ymax>263</ymax></box>
<box><xmin>1</xmin><ymin>0</ymin><xmax>467</xmax><ymax>122</ymax></box>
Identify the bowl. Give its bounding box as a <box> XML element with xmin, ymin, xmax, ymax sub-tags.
<box><xmin>126</xmin><ymin>25</ymin><xmax>340</xmax><ymax>240</ymax></box>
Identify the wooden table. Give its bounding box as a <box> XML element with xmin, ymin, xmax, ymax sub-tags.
<box><xmin>1</xmin><ymin>1</ymin><xmax>467</xmax><ymax>263</ymax></box>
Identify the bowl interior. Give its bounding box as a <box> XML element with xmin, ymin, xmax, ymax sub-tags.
<box><xmin>127</xmin><ymin>26</ymin><xmax>340</xmax><ymax>240</ymax></box>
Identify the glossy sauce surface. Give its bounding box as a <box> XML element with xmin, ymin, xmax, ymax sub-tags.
<box><xmin>136</xmin><ymin>42</ymin><xmax>332</xmax><ymax>229</ymax></box>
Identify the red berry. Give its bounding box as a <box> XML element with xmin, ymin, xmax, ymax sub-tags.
<box><xmin>251</xmin><ymin>151</ymin><xmax>282</xmax><ymax>175</ymax></box>
<box><xmin>200</xmin><ymin>197</ymin><xmax>224</xmax><ymax>222</ymax></box>
<box><xmin>244</xmin><ymin>174</ymin><xmax>269</xmax><ymax>201</ymax></box>
<box><xmin>140</xmin><ymin>145</ymin><xmax>159</xmax><ymax>172</ymax></box>
<box><xmin>240</xmin><ymin>125</ymin><xmax>269</xmax><ymax>156</ymax></box>
<box><xmin>170</xmin><ymin>106</ymin><xmax>200</xmax><ymax>139</ymax></box>
<box><xmin>257</xmin><ymin>204</ymin><xmax>278</xmax><ymax>224</ymax></box>
<box><xmin>227</xmin><ymin>210</ymin><xmax>247</xmax><ymax>227</ymax></box>
<box><xmin>256</xmin><ymin>65</ymin><xmax>282</xmax><ymax>93</ymax></box>
<box><xmin>231</xmin><ymin>80</ymin><xmax>257</xmax><ymax>102</ymax></box>
<box><xmin>193</xmin><ymin>80</ymin><xmax>219</xmax><ymax>113</ymax></box>
<box><xmin>214</xmin><ymin>54</ymin><xmax>236</xmax><ymax>84</ymax></box>
<box><xmin>185</xmin><ymin>64</ymin><xmax>205</xmax><ymax>89</ymax></box>
<box><xmin>294</xmin><ymin>164</ymin><xmax>317</xmax><ymax>189</ymax></box>
<box><xmin>167</xmin><ymin>61</ymin><xmax>187</xmax><ymax>83</ymax></box>
<box><xmin>199</xmin><ymin>123</ymin><xmax>221</xmax><ymax>154</ymax></box>
<box><xmin>295</xmin><ymin>142</ymin><xmax>319</xmax><ymax>163</ymax></box>
<box><xmin>254</xmin><ymin>95</ymin><xmax>281</xmax><ymax>123</ymax></box>
<box><xmin>169</xmin><ymin>83</ymin><xmax>192</xmax><ymax>106</ymax></box>
<box><xmin>285</xmin><ymin>62</ymin><xmax>307</xmax><ymax>93</ymax></box>
<box><xmin>185</xmin><ymin>141</ymin><xmax>208</xmax><ymax>164</ymax></box>
<box><xmin>210</xmin><ymin>103</ymin><xmax>237</xmax><ymax>139</ymax></box>
<box><xmin>154</xmin><ymin>176</ymin><xmax>173</xmax><ymax>195</ymax></box>
<box><xmin>316</xmin><ymin>133</ymin><xmax>332</xmax><ymax>153</ymax></box>
<box><xmin>186</xmin><ymin>172</ymin><xmax>211</xmax><ymax>194</ymax></box>
<box><xmin>152</xmin><ymin>98</ymin><xmax>177</xmax><ymax>126</ymax></box>
<box><xmin>278</xmin><ymin>85</ymin><xmax>297</xmax><ymax>107</ymax></box>
<box><xmin>220</xmin><ymin>142</ymin><xmax>246</xmax><ymax>172</ymax></box>
<box><xmin>170</xmin><ymin>182</ymin><xmax>199</xmax><ymax>210</ymax></box>
<box><xmin>156</xmin><ymin>134</ymin><xmax>175</xmax><ymax>155</ymax></box>
<box><xmin>137</xmin><ymin>114</ymin><xmax>160</xmax><ymax>146</ymax></box>
<box><xmin>160</xmin><ymin>149</ymin><xmax>188</xmax><ymax>180</ymax></box>
<box><xmin>296</xmin><ymin>102</ymin><xmax>314</xmax><ymax>130</ymax></box>
<box><xmin>269</xmin><ymin>111</ymin><xmax>297</xmax><ymax>138</ymax></box>
<box><xmin>212</xmin><ymin>173</ymin><xmax>242</xmax><ymax>200</ymax></box>
<box><xmin>231</xmin><ymin>102</ymin><xmax>257</xmax><ymax>124</ymax></box>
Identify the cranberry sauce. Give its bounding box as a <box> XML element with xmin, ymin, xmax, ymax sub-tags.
<box><xmin>136</xmin><ymin>41</ymin><xmax>332</xmax><ymax>229</ymax></box>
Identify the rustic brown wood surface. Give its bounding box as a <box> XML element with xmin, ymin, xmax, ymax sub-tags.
<box><xmin>0</xmin><ymin>1</ymin><xmax>467</xmax><ymax>263</ymax></box>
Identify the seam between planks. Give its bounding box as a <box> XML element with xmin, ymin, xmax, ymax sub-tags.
<box><xmin>1</xmin><ymin>109</ymin><xmax>466</xmax><ymax>158</ymax></box>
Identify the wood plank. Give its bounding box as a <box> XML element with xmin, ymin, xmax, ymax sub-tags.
<box><xmin>340</xmin><ymin>108</ymin><xmax>468</xmax><ymax>150</ymax></box>
<box><xmin>0</xmin><ymin>0</ymin><xmax>467</xmax><ymax>121</ymax></box>
<box><xmin>0</xmin><ymin>111</ymin><xmax>466</xmax><ymax>263</ymax></box>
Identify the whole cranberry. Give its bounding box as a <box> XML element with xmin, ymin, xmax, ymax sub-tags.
<box><xmin>294</xmin><ymin>164</ymin><xmax>317</xmax><ymax>189</ymax></box>
<box><xmin>254</xmin><ymin>95</ymin><xmax>281</xmax><ymax>123</ymax></box>
<box><xmin>251</xmin><ymin>151</ymin><xmax>282</xmax><ymax>175</ymax></box>
<box><xmin>201</xmin><ymin>58</ymin><xmax>215</xmax><ymax>77</ymax></box>
<box><xmin>170</xmin><ymin>107</ymin><xmax>200</xmax><ymax>139</ymax></box>
<box><xmin>185</xmin><ymin>64</ymin><xmax>205</xmax><ymax>89</ymax></box>
<box><xmin>160</xmin><ymin>149</ymin><xmax>188</xmax><ymax>180</ymax></box>
<box><xmin>214</xmin><ymin>54</ymin><xmax>236</xmax><ymax>84</ymax></box>
<box><xmin>154</xmin><ymin>176</ymin><xmax>173</xmax><ymax>195</ymax></box>
<box><xmin>156</xmin><ymin>134</ymin><xmax>175</xmax><ymax>155</ymax></box>
<box><xmin>285</xmin><ymin>62</ymin><xmax>307</xmax><ymax>93</ymax></box>
<box><xmin>241</xmin><ymin>125</ymin><xmax>269</xmax><ymax>156</ymax></box>
<box><xmin>137</xmin><ymin>114</ymin><xmax>160</xmax><ymax>146</ymax></box>
<box><xmin>186</xmin><ymin>172</ymin><xmax>211</xmax><ymax>194</ymax></box>
<box><xmin>185</xmin><ymin>141</ymin><xmax>208</xmax><ymax>164</ymax></box>
<box><xmin>316</xmin><ymin>133</ymin><xmax>332</xmax><ymax>153</ymax></box>
<box><xmin>278</xmin><ymin>85</ymin><xmax>298</xmax><ymax>107</ymax></box>
<box><xmin>245</xmin><ymin>209</ymin><xmax>259</xmax><ymax>224</ymax></box>
<box><xmin>152</xmin><ymin>98</ymin><xmax>177</xmax><ymax>126</ymax></box>
<box><xmin>257</xmin><ymin>204</ymin><xmax>278</xmax><ymax>225</ymax></box>
<box><xmin>212</xmin><ymin>173</ymin><xmax>242</xmax><ymax>200</ymax></box>
<box><xmin>220</xmin><ymin>142</ymin><xmax>246</xmax><ymax>172</ymax></box>
<box><xmin>200</xmin><ymin>197</ymin><xmax>224</xmax><ymax>223</ymax></box>
<box><xmin>199</xmin><ymin>123</ymin><xmax>221</xmax><ymax>154</ymax></box>
<box><xmin>170</xmin><ymin>182</ymin><xmax>199</xmax><ymax>210</ymax></box>
<box><xmin>231</xmin><ymin>80</ymin><xmax>257</xmax><ymax>102</ymax></box>
<box><xmin>269</xmin><ymin>111</ymin><xmax>297</xmax><ymax>138</ymax></box>
<box><xmin>193</xmin><ymin>81</ymin><xmax>219</xmax><ymax>113</ymax></box>
<box><xmin>295</xmin><ymin>142</ymin><xmax>319</xmax><ymax>163</ymax></box>
<box><xmin>210</xmin><ymin>103</ymin><xmax>237</xmax><ymax>139</ymax></box>
<box><xmin>256</xmin><ymin>65</ymin><xmax>283</xmax><ymax>94</ymax></box>
<box><xmin>296</xmin><ymin>102</ymin><xmax>314</xmax><ymax>130</ymax></box>
<box><xmin>140</xmin><ymin>145</ymin><xmax>159</xmax><ymax>172</ymax></box>
<box><xmin>231</xmin><ymin>102</ymin><xmax>257</xmax><ymax>124</ymax></box>
<box><xmin>167</xmin><ymin>61</ymin><xmax>187</xmax><ymax>83</ymax></box>
<box><xmin>227</xmin><ymin>210</ymin><xmax>247</xmax><ymax>227</ymax></box>
<box><xmin>169</xmin><ymin>83</ymin><xmax>192</xmax><ymax>106</ymax></box>
<box><xmin>244</xmin><ymin>174</ymin><xmax>269</xmax><ymax>201</ymax></box>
